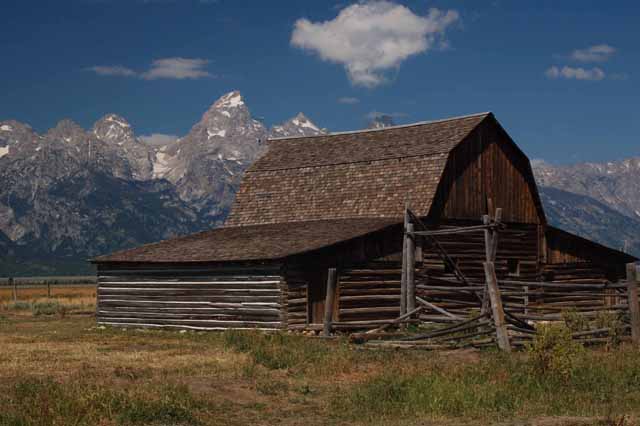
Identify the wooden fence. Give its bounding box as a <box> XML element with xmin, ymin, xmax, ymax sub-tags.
<box><xmin>347</xmin><ymin>208</ymin><xmax>640</xmax><ymax>351</ymax></box>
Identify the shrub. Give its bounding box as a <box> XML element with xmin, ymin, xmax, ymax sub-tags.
<box><xmin>594</xmin><ymin>311</ymin><xmax>625</xmax><ymax>349</ymax></box>
<box><xmin>222</xmin><ymin>330</ymin><xmax>330</xmax><ymax>371</ymax></box>
<box><xmin>562</xmin><ymin>308</ymin><xmax>590</xmax><ymax>333</ymax></box>
<box><xmin>528</xmin><ymin>323</ymin><xmax>584</xmax><ymax>381</ymax></box>
<box><xmin>31</xmin><ymin>301</ymin><xmax>62</xmax><ymax>316</ymax></box>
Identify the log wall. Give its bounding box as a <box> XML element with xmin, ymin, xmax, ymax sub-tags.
<box><xmin>96</xmin><ymin>264</ymin><xmax>285</xmax><ymax>330</ymax></box>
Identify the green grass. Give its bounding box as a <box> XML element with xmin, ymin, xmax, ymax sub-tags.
<box><xmin>2</xmin><ymin>313</ymin><xmax>640</xmax><ymax>425</ymax></box>
<box><xmin>0</xmin><ymin>378</ymin><xmax>204</xmax><ymax>426</ymax></box>
<box><xmin>332</xmin><ymin>350</ymin><xmax>640</xmax><ymax>422</ymax></box>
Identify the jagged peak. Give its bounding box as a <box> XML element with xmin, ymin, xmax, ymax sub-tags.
<box><xmin>49</xmin><ymin>119</ymin><xmax>85</xmax><ymax>136</ymax></box>
<box><xmin>290</xmin><ymin>112</ymin><xmax>320</xmax><ymax>131</ymax></box>
<box><xmin>92</xmin><ymin>113</ymin><xmax>136</xmax><ymax>144</ymax></box>
<box><xmin>94</xmin><ymin>113</ymin><xmax>132</xmax><ymax>129</ymax></box>
<box><xmin>0</xmin><ymin>119</ymin><xmax>33</xmax><ymax>133</ymax></box>
<box><xmin>213</xmin><ymin>90</ymin><xmax>244</xmax><ymax>109</ymax></box>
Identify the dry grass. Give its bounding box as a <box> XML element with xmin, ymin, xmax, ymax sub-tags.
<box><xmin>1</xmin><ymin>289</ymin><xmax>640</xmax><ymax>425</ymax></box>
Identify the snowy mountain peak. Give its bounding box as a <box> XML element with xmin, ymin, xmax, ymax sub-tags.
<box><xmin>270</xmin><ymin>112</ymin><xmax>324</xmax><ymax>138</ymax></box>
<box><xmin>213</xmin><ymin>90</ymin><xmax>244</xmax><ymax>109</ymax></box>
<box><xmin>367</xmin><ymin>114</ymin><xmax>395</xmax><ymax>129</ymax></box>
<box><xmin>93</xmin><ymin>114</ymin><xmax>136</xmax><ymax>145</ymax></box>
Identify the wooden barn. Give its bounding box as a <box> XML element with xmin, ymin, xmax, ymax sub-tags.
<box><xmin>92</xmin><ymin>112</ymin><xmax>636</xmax><ymax>331</ymax></box>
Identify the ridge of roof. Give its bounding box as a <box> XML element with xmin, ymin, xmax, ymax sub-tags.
<box><xmin>267</xmin><ymin>111</ymin><xmax>492</xmax><ymax>142</ymax></box>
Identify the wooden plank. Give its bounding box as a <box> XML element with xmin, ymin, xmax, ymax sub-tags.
<box><xmin>323</xmin><ymin>268</ymin><xmax>337</xmax><ymax>336</ymax></box>
<box><xmin>484</xmin><ymin>262</ymin><xmax>511</xmax><ymax>352</ymax></box>
<box><xmin>627</xmin><ymin>263</ymin><xmax>640</xmax><ymax>346</ymax></box>
<box><xmin>400</xmin><ymin>209</ymin><xmax>409</xmax><ymax>315</ymax></box>
<box><xmin>407</xmin><ymin>223</ymin><xmax>416</xmax><ymax>313</ymax></box>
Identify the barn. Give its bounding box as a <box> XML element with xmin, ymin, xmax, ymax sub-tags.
<box><xmin>92</xmin><ymin>112</ymin><xmax>636</xmax><ymax>331</ymax></box>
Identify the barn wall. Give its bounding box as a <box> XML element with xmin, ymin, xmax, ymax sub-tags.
<box><xmin>96</xmin><ymin>263</ymin><xmax>286</xmax><ymax>330</ymax></box>
<box><xmin>329</xmin><ymin>220</ymin><xmax>540</xmax><ymax>328</ymax></box>
<box><xmin>545</xmin><ymin>227</ymin><xmax>631</xmax><ymax>282</ymax></box>
<box><xmin>429</xmin><ymin>119</ymin><xmax>543</xmax><ymax>225</ymax></box>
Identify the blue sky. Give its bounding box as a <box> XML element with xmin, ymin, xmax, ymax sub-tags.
<box><xmin>1</xmin><ymin>0</ymin><xmax>638</xmax><ymax>164</ymax></box>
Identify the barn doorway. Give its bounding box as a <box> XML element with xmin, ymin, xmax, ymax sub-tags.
<box><xmin>306</xmin><ymin>268</ymin><xmax>328</xmax><ymax>325</ymax></box>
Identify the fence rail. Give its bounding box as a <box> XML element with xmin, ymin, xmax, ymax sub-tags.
<box><xmin>0</xmin><ymin>276</ymin><xmax>96</xmax><ymax>286</ymax></box>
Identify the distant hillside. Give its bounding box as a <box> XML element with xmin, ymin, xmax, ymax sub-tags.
<box><xmin>539</xmin><ymin>186</ymin><xmax>640</xmax><ymax>256</ymax></box>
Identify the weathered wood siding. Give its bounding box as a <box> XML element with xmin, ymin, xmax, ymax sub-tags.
<box><xmin>337</xmin><ymin>261</ymin><xmax>402</xmax><ymax>326</ymax></box>
<box><xmin>96</xmin><ymin>263</ymin><xmax>286</xmax><ymax>330</ymax></box>
<box><xmin>429</xmin><ymin>119</ymin><xmax>544</xmax><ymax>225</ymax></box>
<box><xmin>545</xmin><ymin>226</ymin><xmax>632</xmax><ymax>282</ymax></box>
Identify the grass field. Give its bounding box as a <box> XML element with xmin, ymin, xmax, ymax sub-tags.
<box><xmin>1</xmin><ymin>287</ymin><xmax>640</xmax><ymax>425</ymax></box>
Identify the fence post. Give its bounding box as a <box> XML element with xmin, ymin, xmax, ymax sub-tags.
<box><xmin>484</xmin><ymin>262</ymin><xmax>511</xmax><ymax>352</ymax></box>
<box><xmin>10</xmin><ymin>277</ymin><xmax>17</xmax><ymax>302</ymax></box>
<box><xmin>406</xmin><ymin>223</ymin><xmax>416</xmax><ymax>314</ymax></box>
<box><xmin>626</xmin><ymin>263</ymin><xmax>640</xmax><ymax>346</ymax></box>
<box><xmin>323</xmin><ymin>268</ymin><xmax>338</xmax><ymax>336</ymax></box>
<box><xmin>400</xmin><ymin>209</ymin><xmax>409</xmax><ymax>316</ymax></box>
<box><xmin>47</xmin><ymin>281</ymin><xmax>51</xmax><ymax>298</ymax></box>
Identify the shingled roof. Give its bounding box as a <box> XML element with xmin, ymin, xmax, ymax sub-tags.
<box><xmin>225</xmin><ymin>112</ymin><xmax>491</xmax><ymax>226</ymax></box>
<box><xmin>92</xmin><ymin>218</ymin><xmax>399</xmax><ymax>263</ymax></box>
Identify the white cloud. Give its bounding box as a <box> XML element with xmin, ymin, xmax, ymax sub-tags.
<box><xmin>142</xmin><ymin>57</ymin><xmax>212</xmax><ymax>80</ymax></box>
<box><xmin>338</xmin><ymin>96</ymin><xmax>360</xmax><ymax>104</ymax></box>
<box><xmin>140</xmin><ymin>133</ymin><xmax>178</xmax><ymax>147</ymax></box>
<box><xmin>570</xmin><ymin>44</ymin><xmax>616</xmax><ymax>63</ymax></box>
<box><xmin>86</xmin><ymin>57</ymin><xmax>212</xmax><ymax>80</ymax></box>
<box><xmin>86</xmin><ymin>65</ymin><xmax>137</xmax><ymax>77</ymax></box>
<box><xmin>545</xmin><ymin>66</ymin><xmax>605</xmax><ymax>81</ymax></box>
<box><xmin>291</xmin><ymin>1</ymin><xmax>459</xmax><ymax>87</ymax></box>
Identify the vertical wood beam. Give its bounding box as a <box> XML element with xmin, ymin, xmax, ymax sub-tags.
<box><xmin>323</xmin><ymin>268</ymin><xmax>338</xmax><ymax>336</ymax></box>
<box><xmin>626</xmin><ymin>263</ymin><xmax>640</xmax><ymax>346</ymax></box>
<box><xmin>400</xmin><ymin>209</ymin><xmax>409</xmax><ymax>315</ymax></box>
<box><xmin>406</xmin><ymin>223</ymin><xmax>416</xmax><ymax>313</ymax></box>
<box><xmin>484</xmin><ymin>262</ymin><xmax>511</xmax><ymax>352</ymax></box>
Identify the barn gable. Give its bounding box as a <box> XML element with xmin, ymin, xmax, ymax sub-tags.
<box><xmin>428</xmin><ymin>115</ymin><xmax>545</xmax><ymax>224</ymax></box>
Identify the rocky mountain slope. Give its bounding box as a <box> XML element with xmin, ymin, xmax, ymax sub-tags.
<box><xmin>0</xmin><ymin>91</ymin><xmax>324</xmax><ymax>275</ymax></box>
<box><xmin>538</xmin><ymin>186</ymin><xmax>640</xmax><ymax>255</ymax></box>
<box><xmin>533</xmin><ymin>159</ymin><xmax>640</xmax><ymax>257</ymax></box>
<box><xmin>534</xmin><ymin>158</ymin><xmax>640</xmax><ymax>220</ymax></box>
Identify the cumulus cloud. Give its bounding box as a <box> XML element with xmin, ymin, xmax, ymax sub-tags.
<box><xmin>86</xmin><ymin>57</ymin><xmax>213</xmax><ymax>80</ymax></box>
<box><xmin>545</xmin><ymin>66</ymin><xmax>605</xmax><ymax>81</ymax></box>
<box><xmin>570</xmin><ymin>44</ymin><xmax>616</xmax><ymax>62</ymax></box>
<box><xmin>291</xmin><ymin>1</ymin><xmax>459</xmax><ymax>87</ymax></box>
<box><xmin>338</xmin><ymin>97</ymin><xmax>360</xmax><ymax>104</ymax></box>
<box><xmin>86</xmin><ymin>65</ymin><xmax>137</xmax><ymax>77</ymax></box>
<box><xmin>140</xmin><ymin>133</ymin><xmax>178</xmax><ymax>147</ymax></box>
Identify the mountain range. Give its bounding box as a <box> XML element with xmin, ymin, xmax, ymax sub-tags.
<box><xmin>0</xmin><ymin>91</ymin><xmax>323</xmax><ymax>275</ymax></box>
<box><xmin>0</xmin><ymin>95</ymin><xmax>638</xmax><ymax>275</ymax></box>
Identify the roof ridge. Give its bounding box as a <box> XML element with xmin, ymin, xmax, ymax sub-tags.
<box><xmin>268</xmin><ymin>111</ymin><xmax>492</xmax><ymax>142</ymax></box>
<box><xmin>249</xmin><ymin>150</ymin><xmax>449</xmax><ymax>173</ymax></box>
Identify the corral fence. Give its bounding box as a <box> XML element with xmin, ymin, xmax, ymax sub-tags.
<box><xmin>0</xmin><ymin>276</ymin><xmax>96</xmax><ymax>301</ymax></box>
<box><xmin>348</xmin><ymin>207</ymin><xmax>640</xmax><ymax>351</ymax></box>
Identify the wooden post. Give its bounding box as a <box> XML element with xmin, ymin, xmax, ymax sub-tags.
<box><xmin>47</xmin><ymin>281</ymin><xmax>51</xmax><ymax>298</ymax></box>
<box><xmin>406</xmin><ymin>223</ymin><xmax>416</xmax><ymax>313</ymax></box>
<box><xmin>626</xmin><ymin>263</ymin><xmax>640</xmax><ymax>346</ymax></box>
<box><xmin>323</xmin><ymin>268</ymin><xmax>338</xmax><ymax>336</ymax></box>
<box><xmin>400</xmin><ymin>208</ymin><xmax>409</xmax><ymax>316</ymax></box>
<box><xmin>481</xmin><ymin>215</ymin><xmax>492</xmax><ymax>315</ymax></box>
<box><xmin>10</xmin><ymin>277</ymin><xmax>16</xmax><ymax>302</ymax></box>
<box><xmin>484</xmin><ymin>262</ymin><xmax>511</xmax><ymax>352</ymax></box>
